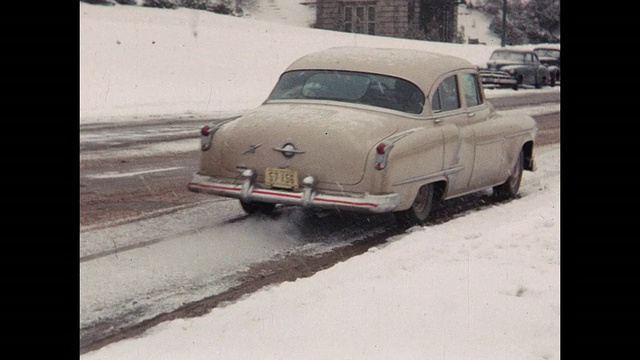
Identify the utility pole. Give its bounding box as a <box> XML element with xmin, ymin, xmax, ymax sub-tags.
<box><xmin>501</xmin><ymin>0</ymin><xmax>507</xmax><ymax>47</ymax></box>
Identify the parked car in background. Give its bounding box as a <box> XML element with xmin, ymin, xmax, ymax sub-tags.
<box><xmin>479</xmin><ymin>48</ymin><xmax>551</xmax><ymax>90</ymax></box>
<box><xmin>534</xmin><ymin>46</ymin><xmax>560</xmax><ymax>86</ymax></box>
<box><xmin>188</xmin><ymin>47</ymin><xmax>538</xmax><ymax>225</ymax></box>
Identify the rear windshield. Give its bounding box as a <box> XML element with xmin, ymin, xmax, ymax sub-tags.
<box><xmin>267</xmin><ymin>70</ymin><xmax>425</xmax><ymax>114</ymax></box>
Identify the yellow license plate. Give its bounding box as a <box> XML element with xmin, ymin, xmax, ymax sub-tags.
<box><xmin>265</xmin><ymin>168</ymin><xmax>299</xmax><ymax>189</ymax></box>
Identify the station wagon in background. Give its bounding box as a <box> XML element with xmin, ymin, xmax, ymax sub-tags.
<box><xmin>188</xmin><ymin>47</ymin><xmax>538</xmax><ymax>225</ymax></box>
<box><xmin>479</xmin><ymin>48</ymin><xmax>551</xmax><ymax>90</ymax></box>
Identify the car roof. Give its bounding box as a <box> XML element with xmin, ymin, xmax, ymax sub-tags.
<box><xmin>492</xmin><ymin>48</ymin><xmax>534</xmax><ymax>54</ymax></box>
<box><xmin>283</xmin><ymin>47</ymin><xmax>476</xmax><ymax>92</ymax></box>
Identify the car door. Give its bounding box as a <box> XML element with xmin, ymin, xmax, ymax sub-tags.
<box><xmin>532</xmin><ymin>53</ymin><xmax>547</xmax><ymax>84</ymax></box>
<box><xmin>523</xmin><ymin>53</ymin><xmax>537</xmax><ymax>85</ymax></box>
<box><xmin>430</xmin><ymin>73</ymin><xmax>476</xmax><ymax>197</ymax></box>
<box><xmin>460</xmin><ymin>72</ymin><xmax>507</xmax><ymax>190</ymax></box>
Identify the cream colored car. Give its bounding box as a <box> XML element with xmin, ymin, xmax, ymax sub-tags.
<box><xmin>188</xmin><ymin>47</ymin><xmax>537</xmax><ymax>225</ymax></box>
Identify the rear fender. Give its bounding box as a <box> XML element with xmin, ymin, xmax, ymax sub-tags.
<box><xmin>198</xmin><ymin>118</ymin><xmax>240</xmax><ymax>178</ymax></box>
<box><xmin>375</xmin><ymin>126</ymin><xmax>445</xmax><ymax>210</ymax></box>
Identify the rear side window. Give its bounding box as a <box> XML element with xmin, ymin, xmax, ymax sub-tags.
<box><xmin>461</xmin><ymin>73</ymin><xmax>483</xmax><ymax>107</ymax></box>
<box><xmin>431</xmin><ymin>75</ymin><xmax>460</xmax><ymax>113</ymax></box>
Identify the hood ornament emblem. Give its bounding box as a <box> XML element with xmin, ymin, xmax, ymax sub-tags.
<box><xmin>243</xmin><ymin>143</ymin><xmax>262</xmax><ymax>155</ymax></box>
<box><xmin>274</xmin><ymin>143</ymin><xmax>305</xmax><ymax>158</ymax></box>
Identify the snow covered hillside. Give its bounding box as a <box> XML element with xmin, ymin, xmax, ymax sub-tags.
<box><xmin>80</xmin><ymin>1</ymin><xmax>514</xmax><ymax>122</ymax></box>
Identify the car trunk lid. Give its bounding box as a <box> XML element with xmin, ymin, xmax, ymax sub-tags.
<box><xmin>218</xmin><ymin>102</ymin><xmax>399</xmax><ymax>186</ymax></box>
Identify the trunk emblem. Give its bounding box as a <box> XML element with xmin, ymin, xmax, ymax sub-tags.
<box><xmin>274</xmin><ymin>143</ymin><xmax>305</xmax><ymax>158</ymax></box>
<box><xmin>243</xmin><ymin>144</ymin><xmax>262</xmax><ymax>155</ymax></box>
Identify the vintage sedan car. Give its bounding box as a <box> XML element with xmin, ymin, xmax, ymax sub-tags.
<box><xmin>533</xmin><ymin>46</ymin><xmax>560</xmax><ymax>86</ymax></box>
<box><xmin>479</xmin><ymin>48</ymin><xmax>551</xmax><ymax>90</ymax></box>
<box><xmin>188</xmin><ymin>47</ymin><xmax>537</xmax><ymax>225</ymax></box>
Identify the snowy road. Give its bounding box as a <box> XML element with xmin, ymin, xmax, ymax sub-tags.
<box><xmin>80</xmin><ymin>199</ymin><xmax>401</xmax><ymax>351</ymax></box>
<box><xmin>80</xmin><ymin>143</ymin><xmax>560</xmax><ymax>354</ymax></box>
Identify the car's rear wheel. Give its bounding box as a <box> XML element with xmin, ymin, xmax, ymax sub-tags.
<box><xmin>398</xmin><ymin>183</ymin><xmax>434</xmax><ymax>226</ymax></box>
<box><xmin>240</xmin><ymin>200</ymin><xmax>276</xmax><ymax>214</ymax></box>
<box><xmin>493</xmin><ymin>150</ymin><xmax>524</xmax><ymax>199</ymax></box>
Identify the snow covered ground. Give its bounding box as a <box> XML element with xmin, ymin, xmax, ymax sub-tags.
<box><xmin>80</xmin><ymin>0</ymin><xmax>553</xmax><ymax>123</ymax></box>
<box><xmin>80</xmin><ymin>1</ymin><xmax>560</xmax><ymax>358</ymax></box>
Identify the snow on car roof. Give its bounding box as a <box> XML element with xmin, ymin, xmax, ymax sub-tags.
<box><xmin>284</xmin><ymin>47</ymin><xmax>476</xmax><ymax>91</ymax></box>
<box><xmin>492</xmin><ymin>48</ymin><xmax>535</xmax><ymax>53</ymax></box>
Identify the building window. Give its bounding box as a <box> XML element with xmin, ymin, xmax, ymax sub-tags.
<box><xmin>408</xmin><ymin>1</ymin><xmax>415</xmax><ymax>23</ymax></box>
<box><xmin>343</xmin><ymin>4</ymin><xmax>376</xmax><ymax>35</ymax></box>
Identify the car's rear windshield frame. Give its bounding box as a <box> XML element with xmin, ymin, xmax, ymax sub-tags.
<box><xmin>266</xmin><ymin>70</ymin><xmax>425</xmax><ymax>114</ymax></box>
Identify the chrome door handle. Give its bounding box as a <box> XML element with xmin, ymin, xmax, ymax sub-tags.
<box><xmin>468</xmin><ymin>113</ymin><xmax>475</xmax><ymax>117</ymax></box>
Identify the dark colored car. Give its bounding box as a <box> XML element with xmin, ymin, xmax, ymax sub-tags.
<box><xmin>479</xmin><ymin>49</ymin><xmax>551</xmax><ymax>90</ymax></box>
<box><xmin>534</xmin><ymin>47</ymin><xmax>560</xmax><ymax>86</ymax></box>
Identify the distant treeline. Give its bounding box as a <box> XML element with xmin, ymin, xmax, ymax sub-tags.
<box><xmin>476</xmin><ymin>0</ymin><xmax>560</xmax><ymax>44</ymax></box>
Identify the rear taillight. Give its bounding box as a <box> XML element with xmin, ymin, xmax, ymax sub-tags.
<box><xmin>198</xmin><ymin>118</ymin><xmax>236</xmax><ymax>152</ymax></box>
<box><xmin>374</xmin><ymin>142</ymin><xmax>392</xmax><ymax>170</ymax></box>
<box><xmin>201</xmin><ymin>126</ymin><xmax>213</xmax><ymax>151</ymax></box>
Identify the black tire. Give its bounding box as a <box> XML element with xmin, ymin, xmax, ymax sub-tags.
<box><xmin>550</xmin><ymin>75</ymin><xmax>556</xmax><ymax>87</ymax></box>
<box><xmin>398</xmin><ymin>183</ymin><xmax>434</xmax><ymax>226</ymax></box>
<box><xmin>494</xmin><ymin>150</ymin><xmax>524</xmax><ymax>199</ymax></box>
<box><xmin>240</xmin><ymin>200</ymin><xmax>276</xmax><ymax>214</ymax></box>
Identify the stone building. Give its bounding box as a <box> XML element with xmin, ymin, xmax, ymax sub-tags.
<box><xmin>313</xmin><ymin>0</ymin><xmax>458</xmax><ymax>43</ymax></box>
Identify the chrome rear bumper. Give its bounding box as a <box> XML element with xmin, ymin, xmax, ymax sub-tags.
<box><xmin>187</xmin><ymin>170</ymin><xmax>400</xmax><ymax>213</ymax></box>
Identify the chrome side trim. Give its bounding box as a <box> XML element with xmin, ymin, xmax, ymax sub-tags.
<box><xmin>393</xmin><ymin>166</ymin><xmax>464</xmax><ymax>186</ymax></box>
